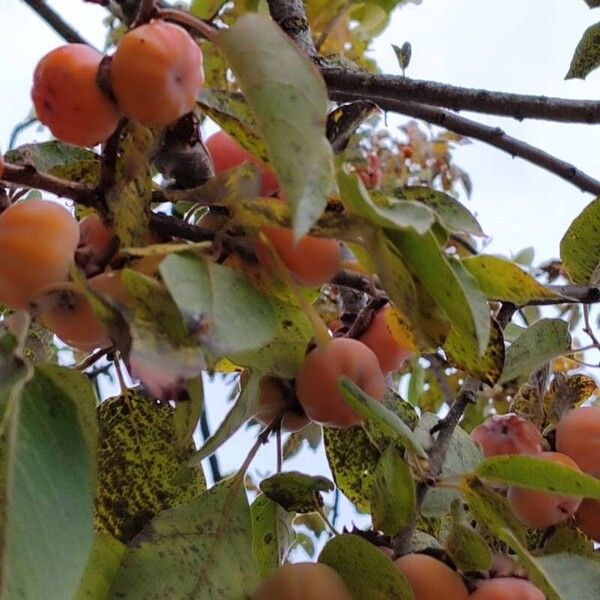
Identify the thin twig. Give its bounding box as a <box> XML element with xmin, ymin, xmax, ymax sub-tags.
<box><xmin>22</xmin><ymin>0</ymin><xmax>93</xmax><ymax>46</ymax></box>
<box><xmin>200</xmin><ymin>408</ymin><xmax>222</xmax><ymax>484</ymax></box>
<box><xmin>155</xmin><ymin>7</ymin><xmax>218</xmax><ymax>41</ymax></box>
<box><xmin>331</xmin><ymin>92</ymin><xmax>600</xmax><ymax>196</ymax></box>
<box><xmin>323</xmin><ymin>68</ymin><xmax>600</xmax><ymax>124</ymax></box>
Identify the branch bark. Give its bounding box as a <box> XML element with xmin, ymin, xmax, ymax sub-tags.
<box><xmin>323</xmin><ymin>67</ymin><xmax>600</xmax><ymax>124</ymax></box>
<box><xmin>332</xmin><ymin>93</ymin><xmax>600</xmax><ymax>196</ymax></box>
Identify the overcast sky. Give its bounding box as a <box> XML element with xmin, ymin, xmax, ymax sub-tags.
<box><xmin>1</xmin><ymin>0</ymin><xmax>599</xmax><ymax>537</ymax></box>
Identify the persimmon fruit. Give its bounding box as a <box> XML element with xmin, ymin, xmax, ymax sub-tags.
<box><xmin>252</xmin><ymin>562</ymin><xmax>352</xmax><ymax>600</ymax></box>
<box><xmin>256</xmin><ymin>377</ymin><xmax>309</xmax><ymax>432</ymax></box>
<box><xmin>358</xmin><ymin>304</ymin><xmax>412</xmax><ymax>374</ymax></box>
<box><xmin>295</xmin><ymin>337</ymin><xmax>385</xmax><ymax>428</ymax></box>
<box><xmin>470</xmin><ymin>413</ymin><xmax>543</xmax><ymax>459</ymax></box>
<box><xmin>0</xmin><ymin>200</ymin><xmax>79</xmax><ymax>310</ymax></box>
<box><xmin>394</xmin><ymin>553</ymin><xmax>468</xmax><ymax>600</ymax></box>
<box><xmin>77</xmin><ymin>214</ymin><xmax>117</xmax><ymax>274</ymax></box>
<box><xmin>506</xmin><ymin>451</ymin><xmax>582</xmax><ymax>529</ymax></box>
<box><xmin>110</xmin><ymin>21</ymin><xmax>203</xmax><ymax>126</ymax></box>
<box><xmin>555</xmin><ymin>406</ymin><xmax>600</xmax><ymax>477</ymax></box>
<box><xmin>205</xmin><ymin>130</ymin><xmax>279</xmax><ymax>197</ymax></box>
<box><xmin>41</xmin><ymin>271</ymin><xmax>128</xmax><ymax>351</ymax></box>
<box><xmin>257</xmin><ymin>226</ymin><xmax>342</xmax><ymax>287</ymax></box>
<box><xmin>469</xmin><ymin>577</ymin><xmax>545</xmax><ymax>599</ymax></box>
<box><xmin>32</xmin><ymin>44</ymin><xmax>120</xmax><ymax>147</ymax></box>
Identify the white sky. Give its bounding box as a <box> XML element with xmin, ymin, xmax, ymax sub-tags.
<box><xmin>1</xmin><ymin>0</ymin><xmax>599</xmax><ymax>539</ymax></box>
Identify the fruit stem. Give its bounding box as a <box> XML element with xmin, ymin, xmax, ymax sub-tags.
<box><xmin>155</xmin><ymin>8</ymin><xmax>219</xmax><ymax>42</ymax></box>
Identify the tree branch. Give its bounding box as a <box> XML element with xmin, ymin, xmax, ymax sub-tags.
<box><xmin>332</xmin><ymin>93</ymin><xmax>600</xmax><ymax>196</ymax></box>
<box><xmin>266</xmin><ymin>0</ymin><xmax>317</xmax><ymax>57</ymax></box>
<box><xmin>0</xmin><ymin>162</ymin><xmax>214</xmax><ymax>243</ymax></box>
<box><xmin>22</xmin><ymin>0</ymin><xmax>92</xmax><ymax>46</ymax></box>
<box><xmin>323</xmin><ymin>67</ymin><xmax>600</xmax><ymax>124</ymax></box>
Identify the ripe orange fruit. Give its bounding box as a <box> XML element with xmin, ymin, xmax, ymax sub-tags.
<box><xmin>32</xmin><ymin>44</ymin><xmax>121</xmax><ymax>147</ymax></box>
<box><xmin>110</xmin><ymin>21</ymin><xmax>204</xmax><ymax>125</ymax></box>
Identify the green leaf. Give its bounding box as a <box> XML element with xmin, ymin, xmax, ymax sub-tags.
<box><xmin>75</xmin><ymin>534</ymin><xmax>126</xmax><ymax>600</ymax></box>
<box><xmin>110</xmin><ymin>480</ymin><xmax>259</xmax><ymax>599</ymax></box>
<box><xmin>445</xmin><ymin>501</ymin><xmax>492</xmax><ymax>573</ymax></box>
<box><xmin>319</xmin><ymin>534</ymin><xmax>413</xmax><ymax>599</ymax></box>
<box><xmin>260</xmin><ymin>471</ymin><xmax>334</xmax><ymax>514</ymax></box>
<box><xmin>324</xmin><ymin>425</ymin><xmax>381</xmax><ymax>512</ymax></box>
<box><xmin>4</xmin><ymin>141</ymin><xmax>100</xmax><ymax>185</ymax></box>
<box><xmin>394</xmin><ymin>187</ymin><xmax>485</xmax><ymax>237</ymax></box>
<box><xmin>560</xmin><ymin>197</ymin><xmax>600</xmax><ymax>284</ymax></box>
<box><xmin>1</xmin><ymin>365</ymin><xmax>97</xmax><ymax>600</ymax></box>
<box><xmin>499</xmin><ymin>318</ymin><xmax>571</xmax><ymax>384</ymax></box>
<box><xmin>216</xmin><ymin>14</ymin><xmax>334</xmax><ymax>238</ymax></box>
<box><xmin>392</xmin><ymin>42</ymin><xmax>412</xmax><ymax>72</ymax></box>
<box><xmin>230</xmin><ymin>296</ymin><xmax>313</xmax><ymax>378</ymax></box>
<box><xmin>251</xmin><ymin>495</ymin><xmax>294</xmax><ymax>579</ymax></box>
<box><xmin>462</xmin><ymin>255</ymin><xmax>559</xmax><ymax>303</ymax></box>
<box><xmin>370</xmin><ymin>445</ymin><xmax>416</xmax><ymax>536</ymax></box>
<box><xmin>160</xmin><ymin>251</ymin><xmax>276</xmax><ymax>359</ymax></box>
<box><xmin>475</xmin><ymin>454</ymin><xmax>600</xmax><ymax>498</ymax></box>
<box><xmin>338</xmin><ymin>170</ymin><xmax>435</xmax><ymax>234</ymax></box>
<box><xmin>189</xmin><ymin>374</ymin><xmax>260</xmax><ymax>467</ymax></box>
<box><xmin>444</xmin><ymin>317</ymin><xmax>505</xmax><ymax>386</ymax></box>
<box><xmin>566</xmin><ymin>22</ymin><xmax>600</xmax><ymax>79</ymax></box>
<box><xmin>536</xmin><ymin>554</ymin><xmax>600</xmax><ymax>600</ymax></box>
<box><xmin>544</xmin><ymin>523</ymin><xmax>599</xmax><ymax>561</ymax></box>
<box><xmin>387</xmin><ymin>229</ymin><xmax>490</xmax><ymax>355</ymax></box>
<box><xmin>174</xmin><ymin>378</ymin><xmax>203</xmax><ymax>450</ymax></box>
<box><xmin>96</xmin><ymin>389</ymin><xmax>205</xmax><ymax>542</ymax></box>
<box><xmin>339</xmin><ymin>377</ymin><xmax>427</xmax><ymax>459</ymax></box>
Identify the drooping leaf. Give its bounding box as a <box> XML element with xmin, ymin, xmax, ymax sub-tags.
<box><xmin>160</xmin><ymin>251</ymin><xmax>276</xmax><ymax>359</ymax></box>
<box><xmin>120</xmin><ymin>269</ymin><xmax>206</xmax><ymax>399</ymax></box>
<box><xmin>544</xmin><ymin>522</ymin><xmax>600</xmax><ymax>562</ymax></box>
<box><xmin>189</xmin><ymin>373</ymin><xmax>260</xmax><ymax>467</ymax></box>
<box><xmin>319</xmin><ymin>534</ymin><xmax>413</xmax><ymax>599</ymax></box>
<box><xmin>565</xmin><ymin>21</ymin><xmax>600</xmax><ymax>79</ymax></box>
<box><xmin>387</xmin><ymin>229</ymin><xmax>490</xmax><ymax>355</ymax></box>
<box><xmin>216</xmin><ymin>14</ymin><xmax>334</xmax><ymax>238</ymax></box>
<box><xmin>475</xmin><ymin>454</ymin><xmax>600</xmax><ymax>498</ymax></box>
<box><xmin>75</xmin><ymin>534</ymin><xmax>126</xmax><ymax>600</ymax></box>
<box><xmin>1</xmin><ymin>364</ymin><xmax>96</xmax><ymax>600</ymax></box>
<box><xmin>394</xmin><ymin>187</ymin><xmax>485</xmax><ymax>237</ymax></box>
<box><xmin>370</xmin><ymin>445</ymin><xmax>416</xmax><ymax>536</ymax></box>
<box><xmin>282</xmin><ymin>422</ymin><xmax>322</xmax><ymax>460</ymax></box>
<box><xmin>174</xmin><ymin>377</ymin><xmax>203</xmax><ymax>450</ymax></box>
<box><xmin>339</xmin><ymin>377</ymin><xmax>427</xmax><ymax>460</ymax></box>
<box><xmin>96</xmin><ymin>389</ymin><xmax>205</xmax><ymax>542</ymax></box>
<box><xmin>545</xmin><ymin>373</ymin><xmax>597</xmax><ymax>424</ymax></box>
<box><xmin>251</xmin><ymin>495</ymin><xmax>295</xmax><ymax>580</ymax></box>
<box><xmin>196</xmin><ymin>89</ymin><xmax>269</xmax><ymax>163</ymax></box>
<box><xmin>499</xmin><ymin>318</ymin><xmax>571</xmax><ymax>384</ymax></box>
<box><xmin>462</xmin><ymin>255</ymin><xmax>560</xmax><ymax>303</ymax></box>
<box><xmin>326</xmin><ymin>100</ymin><xmax>380</xmax><ymax>153</ymax></box>
<box><xmin>560</xmin><ymin>197</ymin><xmax>600</xmax><ymax>285</ymax></box>
<box><xmin>444</xmin><ymin>317</ymin><xmax>505</xmax><ymax>386</ymax></box>
<box><xmin>109</xmin><ymin>480</ymin><xmax>259</xmax><ymax>599</ymax></box>
<box><xmin>338</xmin><ymin>169</ymin><xmax>435</xmax><ymax>234</ymax></box>
<box><xmin>260</xmin><ymin>471</ymin><xmax>334</xmax><ymax>514</ymax></box>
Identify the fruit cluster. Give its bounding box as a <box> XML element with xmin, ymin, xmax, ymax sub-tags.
<box><xmin>31</xmin><ymin>20</ymin><xmax>204</xmax><ymax>147</ymax></box>
<box><xmin>251</xmin><ymin>552</ymin><xmax>545</xmax><ymax>599</ymax></box>
<box><xmin>471</xmin><ymin>407</ymin><xmax>600</xmax><ymax>539</ymax></box>
<box><xmin>0</xmin><ymin>199</ymin><xmax>130</xmax><ymax>350</ymax></box>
